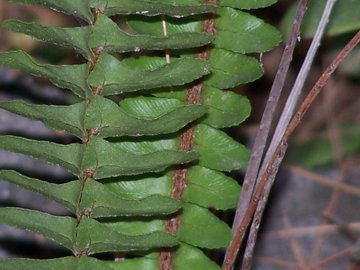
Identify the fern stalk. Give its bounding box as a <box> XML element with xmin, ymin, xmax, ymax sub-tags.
<box><xmin>159</xmin><ymin>2</ymin><xmax>218</xmax><ymax>268</ymax></box>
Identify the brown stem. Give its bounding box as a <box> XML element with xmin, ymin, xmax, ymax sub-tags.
<box><xmin>72</xmin><ymin>12</ymin><xmax>105</xmax><ymax>258</ymax></box>
<box><xmin>159</xmin><ymin>2</ymin><xmax>218</xmax><ymax>269</ymax></box>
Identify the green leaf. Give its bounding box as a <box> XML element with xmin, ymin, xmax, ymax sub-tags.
<box><xmin>89</xmin><ymin>53</ymin><xmax>211</xmax><ymax>96</ymax></box>
<box><xmin>90</xmin><ymin>15</ymin><xmax>213</xmax><ymax>53</ymax></box>
<box><xmin>121</xmin><ymin>55</ymin><xmax>171</xmax><ymax>73</ymax></box>
<box><xmin>0</xmin><ymin>257</ymin><xmax>162</xmax><ymax>270</ymax></box>
<box><xmin>0</xmin><ymin>51</ymin><xmax>89</xmax><ymax>97</ymax></box>
<box><xmin>206</xmin><ymin>49</ymin><xmax>263</xmax><ymax>89</ymax></box>
<box><xmin>151</xmin><ymin>86</ymin><xmax>188</xmax><ymax>101</ymax></box>
<box><xmin>173</xmin><ymin>244</ymin><xmax>220</xmax><ymax>270</ymax></box>
<box><xmin>108</xmin><ymin>256</ymin><xmax>159</xmax><ymax>270</ymax></box>
<box><xmin>127</xmin><ymin>8</ymin><xmax>281</xmax><ymax>54</ymax></box>
<box><xmin>0</xmin><ymin>100</ymin><xmax>84</xmax><ymax>137</ymax></box>
<box><xmin>0</xmin><ymin>207</ymin><xmax>178</xmax><ymax>254</ymax></box>
<box><xmin>2</xmin><ymin>20</ymin><xmax>92</xmax><ymax>59</ymax></box>
<box><xmin>201</xmin><ymin>86</ymin><xmax>251</xmax><ymax>128</ymax></box>
<box><xmin>9</xmin><ymin>0</ymin><xmax>93</xmax><ymax>23</ymax></box>
<box><xmin>104</xmin><ymin>217</ymin><xmax>165</xmax><ymax>236</ymax></box>
<box><xmin>82</xmin><ymin>138</ymin><xmax>196</xmax><ymax>179</ymax></box>
<box><xmin>80</xmin><ymin>180</ymin><xmax>182</xmax><ymax>217</ymax></box>
<box><xmin>220</xmin><ymin>0</ymin><xmax>277</xmax><ymax>9</ymax></box>
<box><xmin>120</xmin><ymin>96</ymin><xmax>183</xmax><ymax>118</ymax></box>
<box><xmin>281</xmin><ymin>0</ymin><xmax>360</xmax><ymax>38</ymax></box>
<box><xmin>184</xmin><ymin>166</ymin><xmax>241</xmax><ymax>210</ymax></box>
<box><xmin>193</xmin><ymin>124</ymin><xmax>249</xmax><ymax>172</ymax></box>
<box><xmin>127</xmin><ymin>16</ymin><xmax>202</xmax><ymax>36</ymax></box>
<box><xmin>0</xmin><ymin>171</ymin><xmax>181</xmax><ymax>217</ymax></box>
<box><xmin>108</xmin><ymin>248</ymin><xmax>220</xmax><ymax>270</ymax></box>
<box><xmin>105</xmin><ymin>168</ymin><xmax>241</xmax><ymax>213</ymax></box>
<box><xmin>76</xmin><ymin>218</ymin><xmax>178</xmax><ymax>254</ymax></box>
<box><xmin>214</xmin><ymin>7</ymin><xmax>281</xmax><ymax>54</ymax></box>
<box><xmin>105</xmin><ymin>173</ymin><xmax>172</xmax><ymax>199</ymax></box>
<box><xmin>0</xmin><ymin>96</ymin><xmax>205</xmax><ymax>139</ymax></box>
<box><xmin>0</xmin><ymin>207</ymin><xmax>76</xmax><ymax>250</ymax></box>
<box><xmin>0</xmin><ymin>170</ymin><xmax>79</xmax><ymax>211</ymax></box>
<box><xmin>89</xmin><ymin>0</ymin><xmax>216</xmax><ymax>17</ymax></box>
<box><xmin>85</xmin><ymin>95</ymin><xmax>206</xmax><ymax>138</ymax></box>
<box><xmin>177</xmin><ymin>204</ymin><xmax>232</xmax><ymax>248</ymax></box>
<box><xmin>108</xmin><ymin>136</ymin><xmax>179</xmax><ymax>153</ymax></box>
<box><xmin>0</xmin><ymin>136</ymin><xmax>81</xmax><ymax>175</ymax></box>
<box><xmin>0</xmin><ymin>257</ymin><xmax>123</xmax><ymax>270</ymax></box>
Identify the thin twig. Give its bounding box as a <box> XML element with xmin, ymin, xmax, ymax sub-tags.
<box><xmin>228</xmin><ymin>0</ymin><xmax>309</xmax><ymax>267</ymax></box>
<box><xmin>286</xmin><ymin>165</ymin><xmax>360</xmax><ymax>197</ymax></box>
<box><xmin>230</xmin><ymin>0</ymin><xmax>309</xmax><ymax>240</ymax></box>
<box><xmin>312</xmin><ymin>246</ymin><xmax>353</xmax><ymax>267</ymax></box>
<box><xmin>222</xmin><ymin>29</ymin><xmax>360</xmax><ymax>270</ymax></box>
<box><xmin>267</xmin><ymin>222</ymin><xmax>360</xmax><ymax>239</ymax></box>
<box><xmin>242</xmin><ymin>1</ymin><xmax>338</xmax><ymax>267</ymax></box>
<box><xmin>256</xmin><ymin>256</ymin><xmax>299</xmax><ymax>269</ymax></box>
<box><xmin>283</xmin><ymin>214</ymin><xmax>307</xmax><ymax>269</ymax></box>
<box><xmin>265</xmin><ymin>0</ymin><xmax>338</xmax><ymax>161</ymax></box>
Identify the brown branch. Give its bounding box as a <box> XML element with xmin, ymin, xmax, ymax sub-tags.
<box><xmin>230</xmin><ymin>0</ymin><xmax>309</xmax><ymax>236</ymax></box>
<box><xmin>242</xmin><ymin>1</ymin><xmax>338</xmax><ymax>267</ymax></box>
<box><xmin>311</xmin><ymin>246</ymin><xmax>353</xmax><ymax>268</ymax></box>
<box><xmin>283</xmin><ymin>215</ymin><xmax>307</xmax><ymax>269</ymax></box>
<box><xmin>267</xmin><ymin>222</ymin><xmax>360</xmax><ymax>239</ymax></box>
<box><xmin>286</xmin><ymin>165</ymin><xmax>360</xmax><ymax>197</ymax></box>
<box><xmin>222</xmin><ymin>29</ymin><xmax>360</xmax><ymax>270</ymax></box>
<box><xmin>227</xmin><ymin>0</ymin><xmax>309</xmax><ymax>268</ymax></box>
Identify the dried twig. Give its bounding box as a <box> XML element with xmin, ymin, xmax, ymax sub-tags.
<box><xmin>283</xmin><ymin>215</ymin><xmax>307</xmax><ymax>269</ymax></box>
<box><xmin>227</xmin><ymin>0</ymin><xmax>309</xmax><ymax>268</ymax></box>
<box><xmin>230</xmin><ymin>0</ymin><xmax>309</xmax><ymax>239</ymax></box>
<box><xmin>241</xmin><ymin>1</ymin><xmax>338</xmax><ymax>268</ymax></box>
<box><xmin>222</xmin><ymin>29</ymin><xmax>360</xmax><ymax>270</ymax></box>
<box><xmin>267</xmin><ymin>222</ymin><xmax>360</xmax><ymax>239</ymax></box>
<box><xmin>265</xmin><ymin>0</ymin><xmax>338</xmax><ymax>160</ymax></box>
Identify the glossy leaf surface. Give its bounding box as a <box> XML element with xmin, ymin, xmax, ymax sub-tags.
<box><xmin>173</xmin><ymin>244</ymin><xmax>220</xmax><ymax>270</ymax></box>
<box><xmin>82</xmin><ymin>138</ymin><xmax>196</xmax><ymax>179</ymax></box>
<box><xmin>193</xmin><ymin>125</ymin><xmax>249</xmax><ymax>172</ymax></box>
<box><xmin>89</xmin><ymin>53</ymin><xmax>211</xmax><ymax>96</ymax></box>
<box><xmin>0</xmin><ymin>170</ymin><xmax>181</xmax><ymax>217</ymax></box>
<box><xmin>176</xmin><ymin>204</ymin><xmax>232</xmax><ymax>248</ymax></box>
<box><xmin>183</xmin><ymin>166</ymin><xmax>241</xmax><ymax>210</ymax></box>
<box><xmin>89</xmin><ymin>0</ymin><xmax>216</xmax><ymax>17</ymax></box>
<box><xmin>84</xmin><ymin>96</ymin><xmax>206</xmax><ymax>138</ymax></box>
<box><xmin>76</xmin><ymin>218</ymin><xmax>178</xmax><ymax>254</ymax></box>
<box><xmin>220</xmin><ymin>0</ymin><xmax>277</xmax><ymax>9</ymax></box>
<box><xmin>215</xmin><ymin>7</ymin><xmax>281</xmax><ymax>53</ymax></box>
<box><xmin>206</xmin><ymin>49</ymin><xmax>263</xmax><ymax>89</ymax></box>
<box><xmin>201</xmin><ymin>86</ymin><xmax>251</xmax><ymax>128</ymax></box>
<box><xmin>90</xmin><ymin>15</ymin><xmax>213</xmax><ymax>53</ymax></box>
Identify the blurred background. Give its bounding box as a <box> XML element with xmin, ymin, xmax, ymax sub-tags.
<box><xmin>0</xmin><ymin>0</ymin><xmax>359</xmax><ymax>269</ymax></box>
